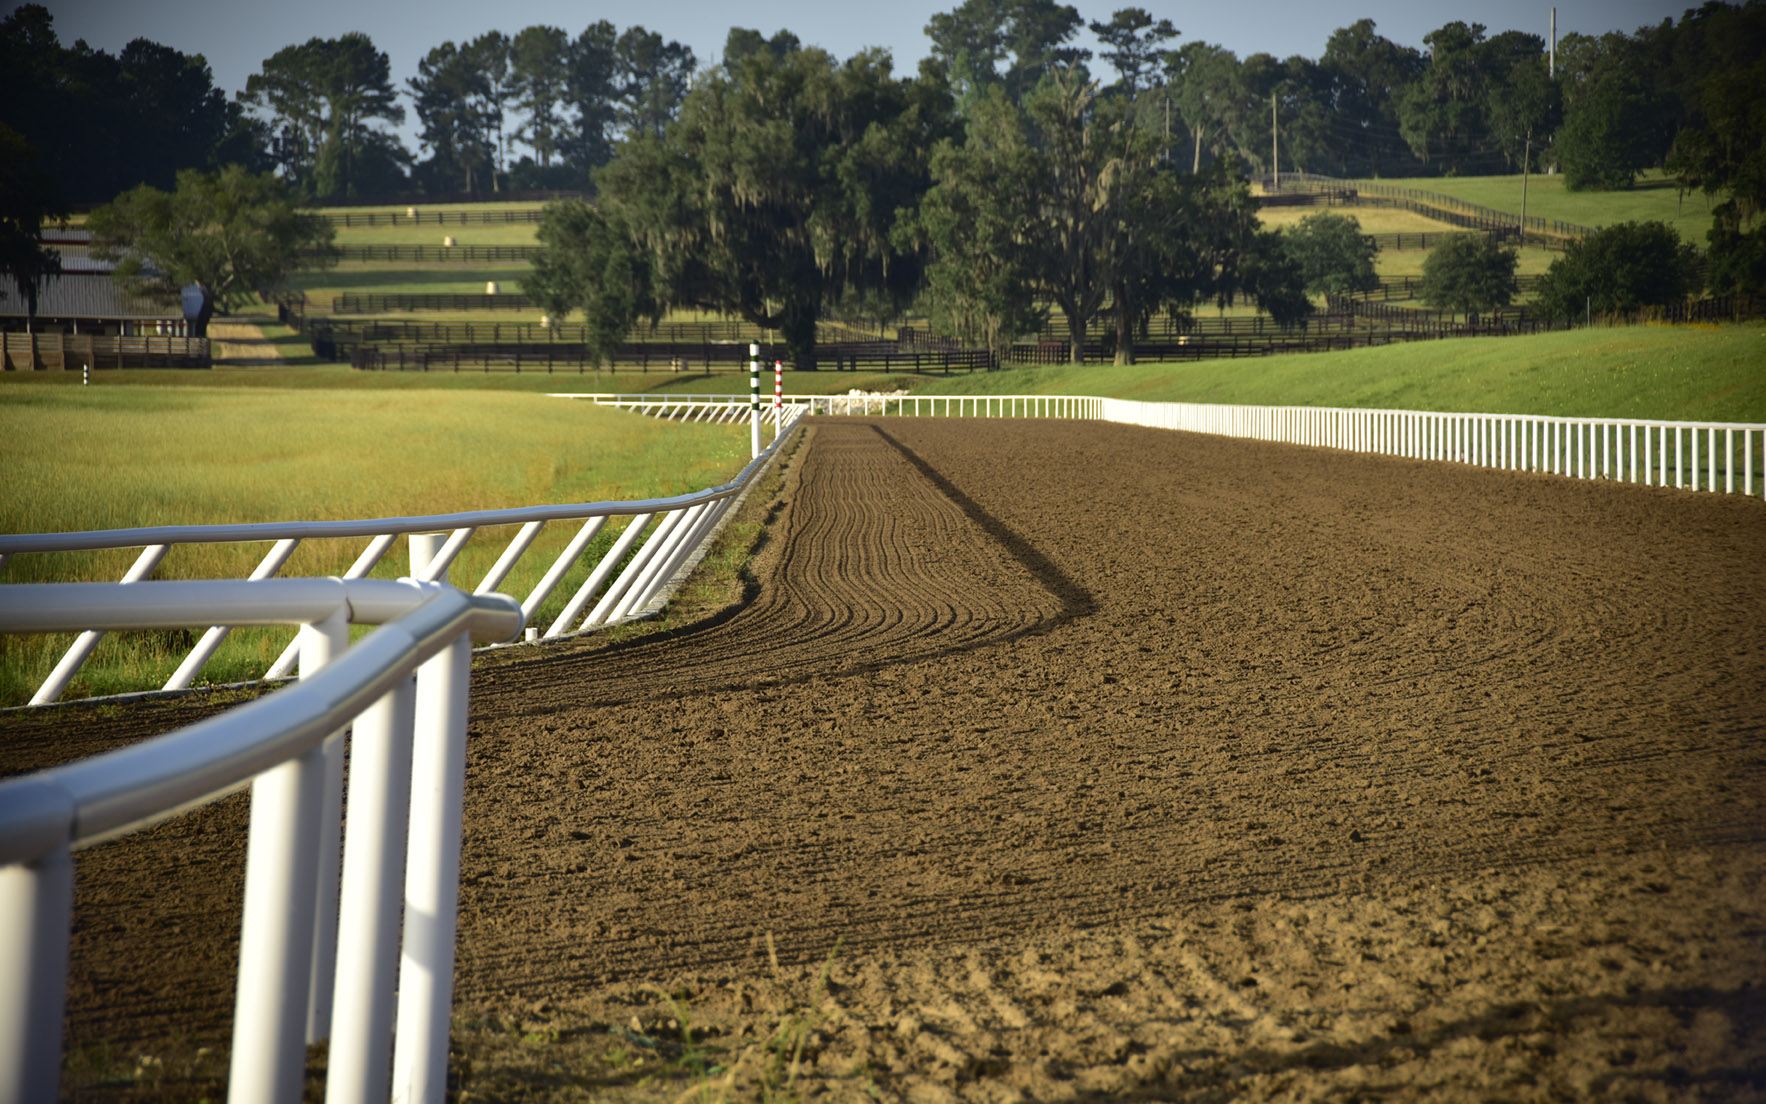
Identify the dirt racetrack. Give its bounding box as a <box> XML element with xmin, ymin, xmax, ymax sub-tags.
<box><xmin>4</xmin><ymin>416</ymin><xmax>1765</xmax><ymax>1101</ymax></box>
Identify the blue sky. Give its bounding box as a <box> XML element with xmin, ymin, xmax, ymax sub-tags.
<box><xmin>36</xmin><ymin>0</ymin><xmax>1687</xmax><ymax>146</ymax></box>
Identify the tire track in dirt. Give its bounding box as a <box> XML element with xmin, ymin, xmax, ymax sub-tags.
<box><xmin>471</xmin><ymin>421</ymin><xmax>1082</xmax><ymax>713</ymax></box>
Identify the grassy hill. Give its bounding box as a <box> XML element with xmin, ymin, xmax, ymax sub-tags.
<box><xmin>1351</xmin><ymin>170</ymin><xmax>1718</xmax><ymax>246</ymax></box>
<box><xmin>900</xmin><ymin>322</ymin><xmax>1766</xmax><ymax>423</ymax></box>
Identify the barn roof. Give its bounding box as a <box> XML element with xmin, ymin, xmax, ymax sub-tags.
<box><xmin>0</xmin><ymin>272</ymin><xmax>182</xmax><ymax>321</ymax></box>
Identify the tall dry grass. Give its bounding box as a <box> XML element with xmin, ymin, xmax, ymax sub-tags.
<box><xmin>0</xmin><ymin>387</ymin><xmax>751</xmax><ymax>703</ymax></box>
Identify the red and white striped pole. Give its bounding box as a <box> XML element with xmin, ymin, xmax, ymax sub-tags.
<box><xmin>773</xmin><ymin>360</ymin><xmax>783</xmax><ymax>435</ymax></box>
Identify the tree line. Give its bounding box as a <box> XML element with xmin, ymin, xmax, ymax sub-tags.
<box><xmin>3</xmin><ymin>1</ymin><xmax>1761</xmax><ymax>352</ymax></box>
<box><xmin>526</xmin><ymin>3</ymin><xmax>1765</xmax><ymax>369</ymax></box>
<box><xmin>5</xmin><ymin>1</ymin><xmax>1762</xmax><ymax>205</ymax></box>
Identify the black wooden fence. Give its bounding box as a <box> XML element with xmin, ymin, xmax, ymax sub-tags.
<box><xmin>308</xmin><ymin>244</ymin><xmax>541</xmax><ymax>263</ymax></box>
<box><xmin>333</xmin><ymin>293</ymin><xmax>536</xmax><ymax>313</ymax></box>
<box><xmin>350</xmin><ymin>340</ymin><xmax>994</xmax><ymax>374</ymax></box>
<box><xmin>1259</xmin><ymin>173</ymin><xmax>1593</xmax><ymax>242</ymax></box>
<box><xmin>318</xmin><ymin>208</ymin><xmax>548</xmax><ymax>227</ymax></box>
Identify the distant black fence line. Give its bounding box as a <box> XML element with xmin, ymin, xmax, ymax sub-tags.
<box><xmin>349</xmin><ymin>340</ymin><xmax>994</xmax><ymax>374</ymax></box>
<box><xmin>1259</xmin><ymin>173</ymin><xmax>1594</xmax><ymax>241</ymax></box>
<box><xmin>333</xmin><ymin>293</ymin><xmax>536</xmax><ymax>313</ymax></box>
<box><xmin>1366</xmin><ymin>227</ymin><xmax>1518</xmax><ymax>251</ymax></box>
<box><xmin>275</xmin><ymin>287</ymin><xmax>1761</xmax><ymax>373</ymax></box>
<box><xmin>326</xmin><ymin>275</ymin><xmax>1558</xmax><ymax>318</ymax></box>
<box><xmin>308</xmin><ymin>189</ymin><xmax>588</xmax><ymax>210</ymax></box>
<box><xmin>1346</xmin><ymin>273</ymin><xmax>1548</xmax><ymax>303</ymax></box>
<box><xmin>317</xmin><ymin>208</ymin><xmax>548</xmax><ymax>228</ymax></box>
<box><xmin>311</xmin><ymin>230</ymin><xmax>1509</xmax><ymax>266</ymax></box>
<box><xmin>283</xmin><ymin>311</ymin><xmax>856</xmax><ymax>351</ymax></box>
<box><xmin>309</xmin><ymin>244</ymin><xmax>541</xmax><ymax>263</ymax></box>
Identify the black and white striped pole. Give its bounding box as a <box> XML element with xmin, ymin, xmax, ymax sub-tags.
<box><xmin>749</xmin><ymin>342</ymin><xmax>761</xmax><ymax>458</ymax></box>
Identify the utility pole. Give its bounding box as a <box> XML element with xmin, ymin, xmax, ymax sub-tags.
<box><xmin>1271</xmin><ymin>92</ymin><xmax>1279</xmax><ymax>189</ymax></box>
<box><xmin>1549</xmin><ymin>7</ymin><xmax>1557</xmax><ymax>77</ymax></box>
<box><xmin>1521</xmin><ymin>129</ymin><xmax>1532</xmax><ymax>237</ymax></box>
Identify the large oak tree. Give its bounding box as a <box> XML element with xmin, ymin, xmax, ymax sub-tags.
<box><xmin>88</xmin><ymin>165</ymin><xmax>335</xmax><ymax>337</ymax></box>
<box><xmin>531</xmin><ymin>41</ymin><xmax>950</xmax><ymax>369</ymax></box>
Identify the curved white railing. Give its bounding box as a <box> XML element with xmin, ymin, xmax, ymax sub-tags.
<box><xmin>578</xmin><ymin>392</ymin><xmax>1105</xmax><ymax>420</ymax></box>
<box><xmin>0</xmin><ymin>578</ymin><xmax>523</xmax><ymax>1104</ymax></box>
<box><xmin>0</xmin><ymin>406</ymin><xmax>806</xmax><ymax>705</ymax></box>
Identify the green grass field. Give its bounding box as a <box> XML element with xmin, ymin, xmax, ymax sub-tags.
<box><xmin>897</xmin><ymin>322</ymin><xmax>1766</xmax><ymax>422</ymax></box>
<box><xmin>0</xmin><ymin>387</ymin><xmax>755</xmax><ymax>703</ymax></box>
<box><xmin>1357</xmin><ymin>169</ymin><xmax>1720</xmax><ymax>246</ymax></box>
<box><xmin>326</xmin><ymin>221</ymin><xmax>540</xmax><ymax>246</ymax></box>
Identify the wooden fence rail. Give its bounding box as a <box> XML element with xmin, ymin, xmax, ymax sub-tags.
<box><xmin>350</xmin><ymin>340</ymin><xmax>995</xmax><ymax>374</ymax></box>
<box><xmin>333</xmin><ymin>293</ymin><xmax>536</xmax><ymax>313</ymax></box>
<box><xmin>317</xmin><ymin>208</ymin><xmax>548</xmax><ymax>227</ymax></box>
<box><xmin>308</xmin><ymin>244</ymin><xmax>541</xmax><ymax>263</ymax></box>
<box><xmin>1</xmin><ymin>333</ymin><xmax>210</xmax><ymax>371</ymax></box>
<box><xmin>1365</xmin><ymin>228</ymin><xmax>1518</xmax><ymax>251</ymax></box>
<box><xmin>1260</xmin><ymin>173</ymin><xmax>1594</xmax><ymax>241</ymax></box>
<box><xmin>291</xmin><ymin>315</ymin><xmax>845</xmax><ymax>354</ymax></box>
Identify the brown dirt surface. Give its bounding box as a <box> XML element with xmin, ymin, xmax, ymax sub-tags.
<box><xmin>4</xmin><ymin>417</ymin><xmax>1764</xmax><ymax>1102</ymax></box>
<box><xmin>206</xmin><ymin>320</ymin><xmax>285</xmax><ymax>365</ymax></box>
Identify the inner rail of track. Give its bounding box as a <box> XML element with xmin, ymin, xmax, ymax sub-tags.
<box><xmin>0</xmin><ymin>407</ymin><xmax>806</xmax><ymax>706</ymax></box>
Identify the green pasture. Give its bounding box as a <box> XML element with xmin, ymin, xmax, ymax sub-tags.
<box><xmin>1257</xmin><ymin>206</ymin><xmax>1457</xmax><ymax>234</ymax></box>
<box><xmin>0</xmin><ymin>387</ymin><xmax>755</xmax><ymax>704</ymax></box>
<box><xmin>310</xmin><ymin>200</ymin><xmax>553</xmax><ymax>215</ymax></box>
<box><xmin>895</xmin><ymin>322</ymin><xmax>1766</xmax><ymax>423</ymax></box>
<box><xmin>41</xmin><ymin>314</ymin><xmax>1762</xmax><ymax>423</ymax></box>
<box><xmin>1358</xmin><ymin>170</ymin><xmax>1720</xmax><ymax>246</ymax></box>
<box><xmin>1373</xmin><ymin>244</ymin><xmax>1560</xmax><ymax>280</ymax></box>
<box><xmin>280</xmin><ymin>263</ymin><xmax>533</xmax><ymax>300</ymax></box>
<box><xmin>327</xmin><ymin>221</ymin><xmax>540</xmax><ymax>246</ymax></box>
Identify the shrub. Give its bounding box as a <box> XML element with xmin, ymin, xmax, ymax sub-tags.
<box><xmin>1281</xmin><ymin>212</ymin><xmax>1378</xmax><ymax>297</ymax></box>
<box><xmin>1533</xmin><ymin>220</ymin><xmax>1701</xmax><ymax>320</ymax></box>
<box><xmin>1419</xmin><ymin>233</ymin><xmax>1518</xmax><ymax>321</ymax></box>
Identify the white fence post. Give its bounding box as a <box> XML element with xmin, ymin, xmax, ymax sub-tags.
<box><xmin>392</xmin><ymin>631</ymin><xmax>472</xmax><ymax>1104</ymax></box>
<box><xmin>0</xmin><ymin>784</ymin><xmax>76</xmax><ymax>1104</ymax></box>
<box><xmin>228</xmin><ymin>616</ymin><xmax>340</xmax><ymax>1103</ymax></box>
<box><xmin>325</xmin><ymin>677</ymin><xmax>417</xmax><ymax>1104</ymax></box>
<box><xmin>306</xmin><ymin>611</ymin><xmax>352</xmax><ymax>1045</ymax></box>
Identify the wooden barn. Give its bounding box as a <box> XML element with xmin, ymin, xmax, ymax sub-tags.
<box><xmin>1</xmin><ymin>228</ymin><xmax>210</xmax><ymax>370</ymax></box>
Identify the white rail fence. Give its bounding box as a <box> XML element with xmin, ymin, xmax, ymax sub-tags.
<box><xmin>582</xmin><ymin>392</ymin><xmax>1104</xmax><ymax>420</ymax></box>
<box><xmin>583</xmin><ymin>393</ymin><xmax>1766</xmax><ymax>501</ymax></box>
<box><xmin>0</xmin><ymin>578</ymin><xmax>523</xmax><ymax>1104</ymax></box>
<box><xmin>0</xmin><ymin>406</ymin><xmax>805</xmax><ymax>706</ymax></box>
<box><xmin>1098</xmin><ymin>398</ymin><xmax>1766</xmax><ymax>499</ymax></box>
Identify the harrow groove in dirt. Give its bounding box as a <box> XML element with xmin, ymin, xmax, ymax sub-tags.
<box><xmin>3</xmin><ymin>416</ymin><xmax>1763</xmax><ymax>1100</ymax></box>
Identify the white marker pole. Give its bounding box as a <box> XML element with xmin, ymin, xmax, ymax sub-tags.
<box><xmin>774</xmin><ymin>360</ymin><xmax>783</xmax><ymax>436</ymax></box>
<box><xmin>749</xmin><ymin>342</ymin><xmax>761</xmax><ymax>458</ymax></box>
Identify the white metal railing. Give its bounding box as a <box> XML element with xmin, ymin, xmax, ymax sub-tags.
<box><xmin>1098</xmin><ymin>398</ymin><xmax>1766</xmax><ymax>500</ymax></box>
<box><xmin>577</xmin><ymin>393</ymin><xmax>1106</xmax><ymax>420</ymax></box>
<box><xmin>0</xmin><ymin>406</ymin><xmax>806</xmax><ymax>705</ymax></box>
<box><xmin>571</xmin><ymin>392</ymin><xmax>1764</xmax><ymax>500</ymax></box>
<box><xmin>0</xmin><ymin>577</ymin><xmax>523</xmax><ymax>1104</ymax></box>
